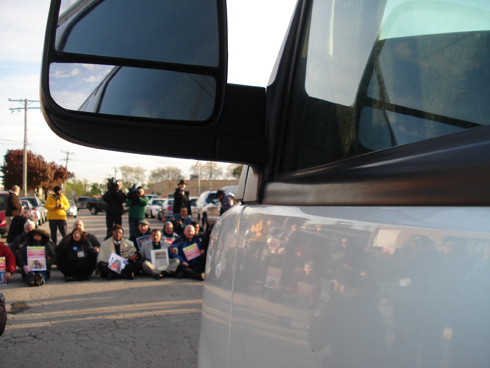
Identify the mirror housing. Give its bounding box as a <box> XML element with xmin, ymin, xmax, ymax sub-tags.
<box><xmin>40</xmin><ymin>0</ymin><xmax>267</xmax><ymax>165</ymax></box>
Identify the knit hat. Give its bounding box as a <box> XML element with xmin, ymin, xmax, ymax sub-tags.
<box><xmin>24</xmin><ymin>220</ymin><xmax>35</xmax><ymax>229</ymax></box>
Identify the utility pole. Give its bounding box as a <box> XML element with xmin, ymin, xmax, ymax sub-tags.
<box><xmin>9</xmin><ymin>98</ymin><xmax>41</xmax><ymax>196</ymax></box>
<box><xmin>60</xmin><ymin>151</ymin><xmax>74</xmax><ymax>192</ymax></box>
<box><xmin>61</xmin><ymin>150</ymin><xmax>74</xmax><ymax>169</ymax></box>
<box><xmin>195</xmin><ymin>161</ymin><xmax>201</xmax><ymax>194</ymax></box>
<box><xmin>113</xmin><ymin>167</ymin><xmax>118</xmax><ymax>180</ymax></box>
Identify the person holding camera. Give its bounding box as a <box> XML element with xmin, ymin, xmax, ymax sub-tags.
<box><xmin>126</xmin><ymin>186</ymin><xmax>149</xmax><ymax>239</ymax></box>
<box><xmin>102</xmin><ymin>179</ymin><xmax>127</xmax><ymax>239</ymax></box>
<box><xmin>44</xmin><ymin>186</ymin><xmax>70</xmax><ymax>246</ymax></box>
<box><xmin>173</xmin><ymin>180</ymin><xmax>191</xmax><ymax>220</ymax></box>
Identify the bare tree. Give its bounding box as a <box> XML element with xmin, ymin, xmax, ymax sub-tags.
<box><xmin>148</xmin><ymin>166</ymin><xmax>183</xmax><ymax>183</ymax></box>
<box><xmin>120</xmin><ymin>166</ymin><xmax>146</xmax><ymax>190</ymax></box>
<box><xmin>190</xmin><ymin>161</ymin><xmax>223</xmax><ymax>180</ymax></box>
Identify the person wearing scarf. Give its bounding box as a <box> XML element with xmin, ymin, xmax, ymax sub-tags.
<box><xmin>97</xmin><ymin>224</ymin><xmax>141</xmax><ymax>280</ymax></box>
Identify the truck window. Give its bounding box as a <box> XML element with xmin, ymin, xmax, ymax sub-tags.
<box><xmin>280</xmin><ymin>0</ymin><xmax>490</xmax><ymax>173</ymax></box>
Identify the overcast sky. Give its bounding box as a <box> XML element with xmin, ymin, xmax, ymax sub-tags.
<box><xmin>0</xmin><ymin>0</ymin><xmax>297</xmax><ymax>185</ymax></box>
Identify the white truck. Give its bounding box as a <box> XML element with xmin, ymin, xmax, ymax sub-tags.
<box><xmin>41</xmin><ymin>0</ymin><xmax>490</xmax><ymax>367</ymax></box>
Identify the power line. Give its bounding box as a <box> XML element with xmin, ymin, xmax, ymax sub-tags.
<box><xmin>0</xmin><ymin>76</ymin><xmax>22</xmax><ymax>96</ymax></box>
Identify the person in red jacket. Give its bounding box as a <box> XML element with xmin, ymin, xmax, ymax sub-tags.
<box><xmin>0</xmin><ymin>241</ymin><xmax>16</xmax><ymax>283</ymax></box>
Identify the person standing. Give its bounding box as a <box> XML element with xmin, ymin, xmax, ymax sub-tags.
<box><xmin>173</xmin><ymin>180</ymin><xmax>191</xmax><ymax>220</ymax></box>
<box><xmin>102</xmin><ymin>180</ymin><xmax>126</xmax><ymax>239</ymax></box>
<box><xmin>126</xmin><ymin>187</ymin><xmax>149</xmax><ymax>239</ymax></box>
<box><xmin>44</xmin><ymin>186</ymin><xmax>70</xmax><ymax>246</ymax></box>
<box><xmin>216</xmin><ymin>189</ymin><xmax>237</xmax><ymax>215</ymax></box>
<box><xmin>5</xmin><ymin>185</ymin><xmax>23</xmax><ymax>237</ymax></box>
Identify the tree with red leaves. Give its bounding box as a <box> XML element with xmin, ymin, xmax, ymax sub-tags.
<box><xmin>1</xmin><ymin>149</ymin><xmax>74</xmax><ymax>195</ymax></box>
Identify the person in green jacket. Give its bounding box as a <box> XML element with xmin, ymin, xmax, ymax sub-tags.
<box><xmin>126</xmin><ymin>187</ymin><xmax>149</xmax><ymax>239</ymax></box>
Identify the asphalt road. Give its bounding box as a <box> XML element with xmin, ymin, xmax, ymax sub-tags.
<box><xmin>0</xmin><ymin>210</ymin><xmax>203</xmax><ymax>368</ymax></box>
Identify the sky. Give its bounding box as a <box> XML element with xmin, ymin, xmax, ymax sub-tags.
<box><xmin>0</xmin><ymin>0</ymin><xmax>297</xmax><ymax>185</ymax></box>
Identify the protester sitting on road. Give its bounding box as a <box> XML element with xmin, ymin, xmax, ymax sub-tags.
<box><xmin>139</xmin><ymin>229</ymin><xmax>180</xmax><ymax>279</ymax></box>
<box><xmin>58</xmin><ymin>220</ymin><xmax>101</xmax><ymax>253</ymax></box>
<box><xmin>18</xmin><ymin>229</ymin><xmax>55</xmax><ymax>287</ymax></box>
<box><xmin>10</xmin><ymin>220</ymin><xmax>35</xmax><ymax>265</ymax></box>
<box><xmin>192</xmin><ymin>221</ymin><xmax>211</xmax><ymax>252</ymax></box>
<box><xmin>130</xmin><ymin>219</ymin><xmax>151</xmax><ymax>251</ymax></box>
<box><xmin>97</xmin><ymin>225</ymin><xmax>141</xmax><ymax>280</ymax></box>
<box><xmin>0</xmin><ymin>241</ymin><xmax>16</xmax><ymax>284</ymax></box>
<box><xmin>6</xmin><ymin>214</ymin><xmax>29</xmax><ymax>245</ymax></box>
<box><xmin>161</xmin><ymin>221</ymin><xmax>179</xmax><ymax>245</ymax></box>
<box><xmin>174</xmin><ymin>207</ymin><xmax>193</xmax><ymax>236</ymax></box>
<box><xmin>56</xmin><ymin>228</ymin><xmax>98</xmax><ymax>282</ymax></box>
<box><xmin>170</xmin><ymin>225</ymin><xmax>206</xmax><ymax>281</ymax></box>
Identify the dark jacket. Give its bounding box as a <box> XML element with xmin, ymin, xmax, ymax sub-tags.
<box><xmin>6</xmin><ymin>216</ymin><xmax>27</xmax><ymax>243</ymax></box>
<box><xmin>56</xmin><ymin>235</ymin><xmax>97</xmax><ymax>266</ymax></box>
<box><xmin>18</xmin><ymin>229</ymin><xmax>56</xmax><ymax>274</ymax></box>
<box><xmin>173</xmin><ymin>187</ymin><xmax>191</xmax><ymax>215</ymax></box>
<box><xmin>6</xmin><ymin>192</ymin><xmax>22</xmax><ymax>216</ymax></box>
<box><xmin>102</xmin><ymin>190</ymin><xmax>127</xmax><ymax>214</ymax></box>
<box><xmin>130</xmin><ymin>228</ymin><xmax>151</xmax><ymax>251</ymax></box>
<box><xmin>58</xmin><ymin>232</ymin><xmax>100</xmax><ymax>250</ymax></box>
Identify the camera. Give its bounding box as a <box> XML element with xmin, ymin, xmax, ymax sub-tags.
<box><xmin>107</xmin><ymin>177</ymin><xmax>119</xmax><ymax>192</ymax></box>
<box><xmin>127</xmin><ymin>184</ymin><xmax>142</xmax><ymax>201</ymax></box>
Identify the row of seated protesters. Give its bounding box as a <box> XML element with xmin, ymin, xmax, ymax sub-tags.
<box><xmin>6</xmin><ymin>218</ymin><xmax>208</xmax><ymax>286</ymax></box>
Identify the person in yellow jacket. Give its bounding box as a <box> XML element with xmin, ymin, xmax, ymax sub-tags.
<box><xmin>44</xmin><ymin>186</ymin><xmax>70</xmax><ymax>246</ymax></box>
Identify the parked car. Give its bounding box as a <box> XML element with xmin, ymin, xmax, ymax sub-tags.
<box><xmin>66</xmin><ymin>200</ymin><xmax>78</xmax><ymax>217</ymax></box>
<box><xmin>145</xmin><ymin>194</ymin><xmax>159</xmax><ymax>202</ymax></box>
<box><xmin>86</xmin><ymin>198</ymin><xmax>106</xmax><ymax>215</ymax></box>
<box><xmin>20</xmin><ymin>196</ymin><xmax>46</xmax><ymax>225</ymax></box>
<box><xmin>20</xmin><ymin>200</ymin><xmax>39</xmax><ymax>226</ymax></box>
<box><xmin>145</xmin><ymin>197</ymin><xmax>166</xmax><ymax>218</ymax></box>
<box><xmin>157</xmin><ymin>199</ymin><xmax>174</xmax><ymax>221</ymax></box>
<box><xmin>0</xmin><ymin>191</ymin><xmax>8</xmax><ymax>236</ymax></box>
<box><xmin>189</xmin><ymin>196</ymin><xmax>198</xmax><ymax>217</ymax></box>
<box><xmin>76</xmin><ymin>196</ymin><xmax>92</xmax><ymax>209</ymax></box>
<box><xmin>41</xmin><ymin>1</ymin><xmax>490</xmax><ymax>367</ymax></box>
<box><xmin>220</xmin><ymin>184</ymin><xmax>238</xmax><ymax>196</ymax></box>
<box><xmin>192</xmin><ymin>190</ymin><xmax>217</xmax><ymax>232</ymax></box>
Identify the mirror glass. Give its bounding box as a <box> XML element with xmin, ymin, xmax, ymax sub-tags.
<box><xmin>50</xmin><ymin>63</ymin><xmax>216</xmax><ymax>121</ymax></box>
<box><xmin>57</xmin><ymin>0</ymin><xmax>219</xmax><ymax>67</ymax></box>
